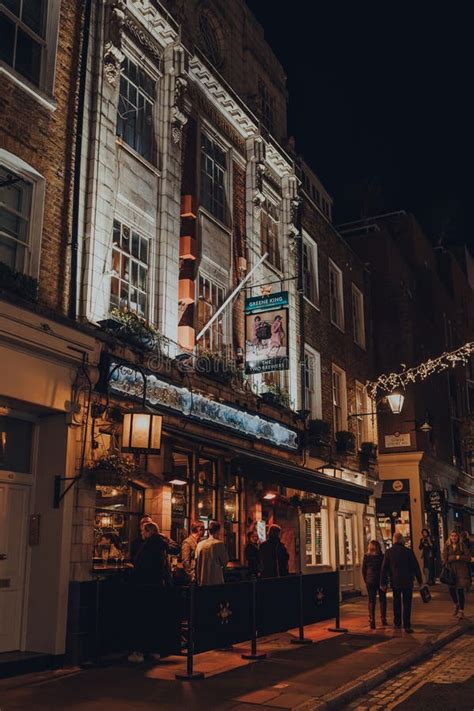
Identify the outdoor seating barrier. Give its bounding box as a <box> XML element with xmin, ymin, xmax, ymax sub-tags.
<box><xmin>175</xmin><ymin>570</ymin><xmax>340</xmax><ymax>680</ymax></box>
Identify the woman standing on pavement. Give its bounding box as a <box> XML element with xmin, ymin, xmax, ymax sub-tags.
<box><xmin>442</xmin><ymin>530</ymin><xmax>471</xmax><ymax>620</ymax></box>
<box><xmin>362</xmin><ymin>539</ymin><xmax>387</xmax><ymax>629</ymax></box>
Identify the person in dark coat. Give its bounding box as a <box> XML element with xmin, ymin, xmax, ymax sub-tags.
<box><xmin>128</xmin><ymin>522</ymin><xmax>179</xmax><ymax>663</ymax></box>
<box><xmin>130</xmin><ymin>514</ymin><xmax>153</xmax><ymax>563</ymax></box>
<box><xmin>380</xmin><ymin>531</ymin><xmax>422</xmax><ymax>632</ymax></box>
<box><xmin>180</xmin><ymin>522</ymin><xmax>204</xmax><ymax>582</ymax></box>
<box><xmin>244</xmin><ymin>530</ymin><xmax>261</xmax><ymax>578</ymax></box>
<box><xmin>418</xmin><ymin>528</ymin><xmax>435</xmax><ymax>585</ymax></box>
<box><xmin>259</xmin><ymin>524</ymin><xmax>289</xmax><ymax>578</ymax></box>
<box><xmin>442</xmin><ymin>530</ymin><xmax>471</xmax><ymax>620</ymax></box>
<box><xmin>362</xmin><ymin>539</ymin><xmax>387</xmax><ymax>629</ymax></box>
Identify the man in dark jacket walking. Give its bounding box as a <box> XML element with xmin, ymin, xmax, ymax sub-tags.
<box><xmin>381</xmin><ymin>532</ymin><xmax>422</xmax><ymax>632</ymax></box>
<box><xmin>259</xmin><ymin>524</ymin><xmax>289</xmax><ymax>578</ymax></box>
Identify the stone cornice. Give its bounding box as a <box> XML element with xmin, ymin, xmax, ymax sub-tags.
<box><xmin>128</xmin><ymin>0</ymin><xmax>178</xmax><ymax>49</ymax></box>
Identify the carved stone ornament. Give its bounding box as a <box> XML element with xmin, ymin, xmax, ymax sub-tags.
<box><xmin>171</xmin><ymin>75</ymin><xmax>189</xmax><ymax>145</ymax></box>
<box><xmin>104</xmin><ymin>1</ymin><xmax>126</xmax><ymax>86</ymax></box>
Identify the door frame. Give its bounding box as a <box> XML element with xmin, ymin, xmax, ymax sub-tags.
<box><xmin>0</xmin><ymin>409</ymin><xmax>39</xmax><ymax>651</ymax></box>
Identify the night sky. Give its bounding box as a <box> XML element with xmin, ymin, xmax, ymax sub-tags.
<box><xmin>245</xmin><ymin>2</ymin><xmax>472</xmax><ymax>249</ymax></box>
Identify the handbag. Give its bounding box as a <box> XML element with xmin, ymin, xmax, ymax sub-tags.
<box><xmin>440</xmin><ymin>564</ymin><xmax>456</xmax><ymax>586</ymax></box>
<box><xmin>419</xmin><ymin>584</ymin><xmax>431</xmax><ymax>603</ymax></box>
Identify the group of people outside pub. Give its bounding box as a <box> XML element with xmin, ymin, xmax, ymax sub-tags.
<box><xmin>125</xmin><ymin>513</ymin><xmax>471</xmax><ymax>662</ymax></box>
<box><xmin>126</xmin><ymin>516</ymin><xmax>290</xmax><ymax>662</ymax></box>
<box><xmin>362</xmin><ymin>528</ymin><xmax>472</xmax><ymax>632</ymax></box>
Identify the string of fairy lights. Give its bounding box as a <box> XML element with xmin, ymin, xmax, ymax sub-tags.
<box><xmin>366</xmin><ymin>342</ymin><xmax>474</xmax><ymax>401</ymax></box>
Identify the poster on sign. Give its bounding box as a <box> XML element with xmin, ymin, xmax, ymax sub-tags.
<box><xmin>244</xmin><ymin>291</ymin><xmax>289</xmax><ymax>374</ymax></box>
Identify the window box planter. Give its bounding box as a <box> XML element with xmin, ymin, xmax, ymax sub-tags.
<box><xmin>308</xmin><ymin>418</ymin><xmax>331</xmax><ymax>447</ymax></box>
<box><xmin>98</xmin><ymin>309</ymin><xmax>161</xmax><ymax>351</ymax></box>
<box><xmin>0</xmin><ymin>262</ymin><xmax>38</xmax><ymax>302</ymax></box>
<box><xmin>260</xmin><ymin>384</ymin><xmax>291</xmax><ymax>410</ymax></box>
<box><xmin>335</xmin><ymin>430</ymin><xmax>356</xmax><ymax>455</ymax></box>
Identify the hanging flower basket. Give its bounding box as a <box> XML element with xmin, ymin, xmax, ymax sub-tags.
<box><xmin>85</xmin><ymin>453</ymin><xmax>140</xmax><ymax>487</ymax></box>
<box><xmin>308</xmin><ymin>418</ymin><xmax>331</xmax><ymax>446</ymax></box>
<box><xmin>289</xmin><ymin>493</ymin><xmax>322</xmax><ymax>513</ymax></box>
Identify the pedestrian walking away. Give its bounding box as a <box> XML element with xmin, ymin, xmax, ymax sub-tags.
<box><xmin>259</xmin><ymin>524</ymin><xmax>289</xmax><ymax>578</ymax></box>
<box><xmin>418</xmin><ymin>528</ymin><xmax>436</xmax><ymax>585</ymax></box>
<box><xmin>195</xmin><ymin>520</ymin><xmax>229</xmax><ymax>585</ymax></box>
<box><xmin>442</xmin><ymin>530</ymin><xmax>471</xmax><ymax>620</ymax></box>
<box><xmin>362</xmin><ymin>539</ymin><xmax>387</xmax><ymax>629</ymax></box>
<box><xmin>381</xmin><ymin>531</ymin><xmax>422</xmax><ymax>632</ymax></box>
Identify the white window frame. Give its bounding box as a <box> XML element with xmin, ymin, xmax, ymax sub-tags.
<box><xmin>0</xmin><ymin>149</ymin><xmax>45</xmax><ymax>280</ymax></box>
<box><xmin>329</xmin><ymin>259</ymin><xmax>344</xmax><ymax>331</ymax></box>
<box><xmin>200</xmin><ymin>131</ymin><xmax>228</xmax><ymax>224</ymax></box>
<box><xmin>110</xmin><ymin>218</ymin><xmax>150</xmax><ymax>317</ymax></box>
<box><xmin>305</xmin><ymin>498</ymin><xmax>329</xmax><ymax>567</ymax></box>
<box><xmin>352</xmin><ymin>283</ymin><xmax>366</xmax><ymax>349</ymax></box>
<box><xmin>116</xmin><ymin>54</ymin><xmax>157</xmax><ymax>164</ymax></box>
<box><xmin>302</xmin><ymin>232</ymin><xmax>319</xmax><ymax>307</ymax></box>
<box><xmin>332</xmin><ymin>363</ymin><xmax>347</xmax><ymax>433</ymax></box>
<box><xmin>355</xmin><ymin>380</ymin><xmax>369</xmax><ymax>450</ymax></box>
<box><xmin>304</xmin><ymin>345</ymin><xmax>322</xmax><ymax>419</ymax></box>
<box><xmin>0</xmin><ymin>0</ymin><xmax>60</xmax><ymax>108</ymax></box>
<box><xmin>196</xmin><ymin>271</ymin><xmax>229</xmax><ymax>353</ymax></box>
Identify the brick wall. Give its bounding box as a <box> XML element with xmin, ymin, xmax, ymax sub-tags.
<box><xmin>0</xmin><ymin>2</ymin><xmax>84</xmax><ymax>314</ymax></box>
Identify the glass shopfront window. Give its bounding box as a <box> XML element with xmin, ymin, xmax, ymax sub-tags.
<box><xmin>338</xmin><ymin>513</ymin><xmax>355</xmax><ymax>569</ymax></box>
<box><xmin>170</xmin><ymin>450</ymin><xmax>191</xmax><ymax>545</ymax></box>
<box><xmin>0</xmin><ymin>416</ymin><xmax>32</xmax><ymax>474</ymax></box>
<box><xmin>196</xmin><ymin>457</ymin><xmax>217</xmax><ymax>530</ymax></box>
<box><xmin>305</xmin><ymin>500</ymin><xmax>329</xmax><ymax>566</ymax></box>
<box><xmin>94</xmin><ymin>483</ymin><xmax>144</xmax><ymax>566</ymax></box>
<box><xmin>223</xmin><ymin>468</ymin><xmax>241</xmax><ymax>561</ymax></box>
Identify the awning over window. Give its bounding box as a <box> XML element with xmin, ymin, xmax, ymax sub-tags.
<box><xmin>233</xmin><ymin>454</ymin><xmax>373</xmax><ymax>504</ymax></box>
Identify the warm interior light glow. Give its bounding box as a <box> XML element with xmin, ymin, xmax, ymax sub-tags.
<box><xmin>168</xmin><ymin>477</ymin><xmax>187</xmax><ymax>486</ymax></box>
<box><xmin>387</xmin><ymin>392</ymin><xmax>405</xmax><ymax>414</ymax></box>
<box><xmin>263</xmin><ymin>492</ymin><xmax>277</xmax><ymax>500</ymax></box>
<box><xmin>122</xmin><ymin>411</ymin><xmax>162</xmax><ymax>453</ymax></box>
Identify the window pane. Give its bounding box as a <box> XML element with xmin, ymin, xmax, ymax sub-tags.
<box><xmin>2</xmin><ymin>0</ymin><xmax>21</xmax><ymax>16</ymax></box>
<box><xmin>0</xmin><ymin>416</ymin><xmax>32</xmax><ymax>473</ymax></box>
<box><xmin>15</xmin><ymin>28</ymin><xmax>42</xmax><ymax>85</ymax></box>
<box><xmin>0</xmin><ymin>13</ymin><xmax>15</xmax><ymax>65</ymax></box>
<box><xmin>22</xmin><ymin>0</ymin><xmax>46</xmax><ymax>37</ymax></box>
<box><xmin>131</xmin><ymin>232</ymin><xmax>140</xmax><ymax>258</ymax></box>
<box><xmin>0</xmin><ymin>233</ymin><xmax>25</xmax><ymax>270</ymax></box>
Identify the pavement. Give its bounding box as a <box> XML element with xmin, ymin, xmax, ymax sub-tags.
<box><xmin>0</xmin><ymin>587</ymin><xmax>472</xmax><ymax>710</ymax></box>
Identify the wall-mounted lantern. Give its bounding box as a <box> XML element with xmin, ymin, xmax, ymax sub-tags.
<box><xmin>121</xmin><ymin>411</ymin><xmax>163</xmax><ymax>454</ymax></box>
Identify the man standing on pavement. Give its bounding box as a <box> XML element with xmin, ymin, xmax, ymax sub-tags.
<box><xmin>195</xmin><ymin>520</ymin><xmax>229</xmax><ymax>585</ymax></box>
<box><xmin>181</xmin><ymin>521</ymin><xmax>204</xmax><ymax>581</ymax></box>
<box><xmin>381</xmin><ymin>531</ymin><xmax>422</xmax><ymax>633</ymax></box>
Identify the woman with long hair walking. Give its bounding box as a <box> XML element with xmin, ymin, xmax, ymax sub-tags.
<box><xmin>442</xmin><ymin>530</ymin><xmax>471</xmax><ymax>620</ymax></box>
<box><xmin>362</xmin><ymin>539</ymin><xmax>387</xmax><ymax>629</ymax></box>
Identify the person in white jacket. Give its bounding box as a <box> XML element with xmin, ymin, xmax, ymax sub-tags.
<box><xmin>195</xmin><ymin>520</ymin><xmax>229</xmax><ymax>586</ymax></box>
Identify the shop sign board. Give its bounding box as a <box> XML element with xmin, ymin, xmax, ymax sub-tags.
<box><xmin>244</xmin><ymin>291</ymin><xmax>289</xmax><ymax>374</ymax></box>
<box><xmin>384</xmin><ymin>432</ymin><xmax>411</xmax><ymax>448</ymax></box>
<box><xmin>108</xmin><ymin>360</ymin><xmax>298</xmax><ymax>450</ymax></box>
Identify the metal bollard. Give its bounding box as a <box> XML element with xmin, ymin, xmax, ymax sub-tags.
<box><xmin>327</xmin><ymin>571</ymin><xmax>348</xmax><ymax>633</ymax></box>
<box><xmin>291</xmin><ymin>574</ymin><xmax>312</xmax><ymax>644</ymax></box>
<box><xmin>175</xmin><ymin>585</ymin><xmax>205</xmax><ymax>680</ymax></box>
<box><xmin>242</xmin><ymin>579</ymin><xmax>266</xmax><ymax>660</ymax></box>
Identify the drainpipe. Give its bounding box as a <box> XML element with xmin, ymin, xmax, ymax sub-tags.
<box><xmin>69</xmin><ymin>0</ymin><xmax>92</xmax><ymax>320</ymax></box>
<box><xmin>296</xmin><ymin>197</ymin><xmax>306</xmax><ymax>413</ymax></box>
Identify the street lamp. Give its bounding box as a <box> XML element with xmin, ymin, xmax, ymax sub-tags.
<box><xmin>386</xmin><ymin>391</ymin><xmax>405</xmax><ymax>415</ymax></box>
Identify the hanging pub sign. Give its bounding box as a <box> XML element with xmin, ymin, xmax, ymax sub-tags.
<box><xmin>244</xmin><ymin>291</ymin><xmax>289</xmax><ymax>374</ymax></box>
<box><xmin>426</xmin><ymin>489</ymin><xmax>444</xmax><ymax>513</ymax></box>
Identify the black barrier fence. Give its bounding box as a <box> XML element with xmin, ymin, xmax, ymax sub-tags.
<box><xmin>66</xmin><ymin>571</ymin><xmax>340</xmax><ymax>674</ymax></box>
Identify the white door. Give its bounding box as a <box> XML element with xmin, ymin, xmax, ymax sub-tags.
<box><xmin>0</xmin><ymin>483</ymin><xmax>29</xmax><ymax>652</ymax></box>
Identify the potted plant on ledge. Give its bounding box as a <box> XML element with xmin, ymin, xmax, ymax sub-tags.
<box><xmin>359</xmin><ymin>441</ymin><xmax>378</xmax><ymax>470</ymax></box>
<box><xmin>99</xmin><ymin>308</ymin><xmax>161</xmax><ymax>351</ymax></box>
<box><xmin>260</xmin><ymin>382</ymin><xmax>291</xmax><ymax>409</ymax></box>
<box><xmin>85</xmin><ymin>452</ymin><xmax>140</xmax><ymax>487</ymax></box>
<box><xmin>335</xmin><ymin>430</ymin><xmax>356</xmax><ymax>455</ymax></box>
<box><xmin>195</xmin><ymin>350</ymin><xmax>239</xmax><ymax>384</ymax></box>
<box><xmin>307</xmin><ymin>418</ymin><xmax>331</xmax><ymax>447</ymax></box>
